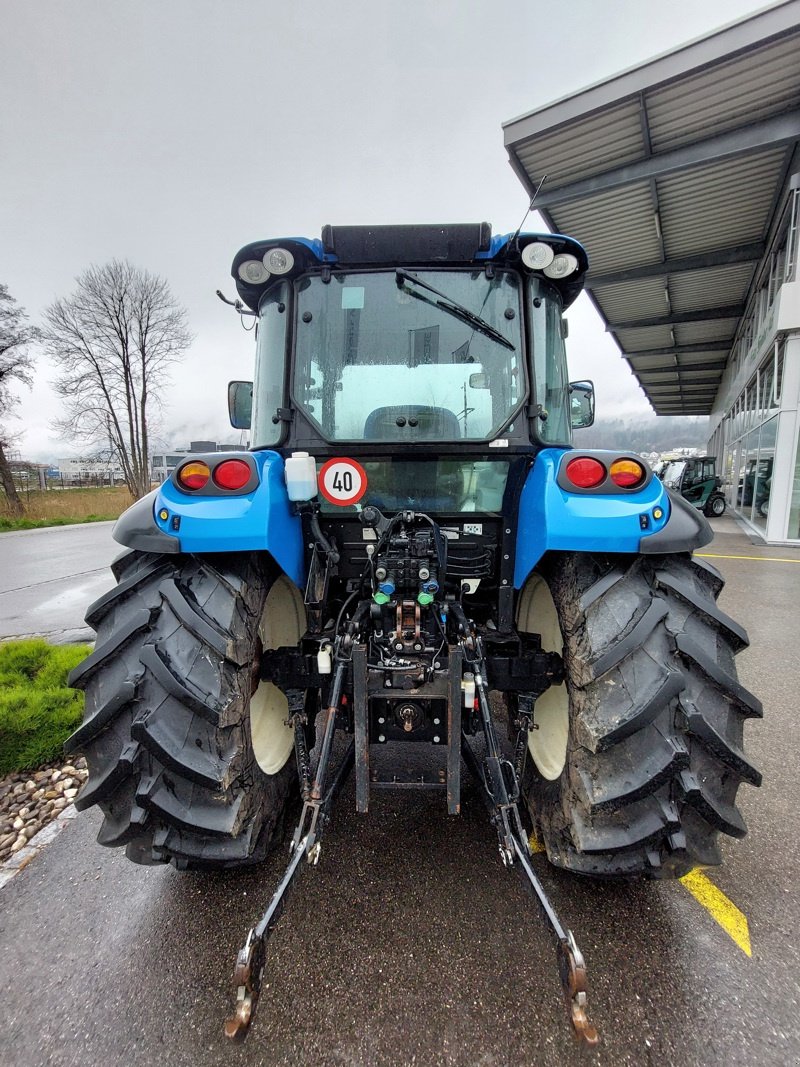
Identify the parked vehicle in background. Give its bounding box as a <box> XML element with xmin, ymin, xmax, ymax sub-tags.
<box><xmin>658</xmin><ymin>455</ymin><xmax>726</xmax><ymax>517</ymax></box>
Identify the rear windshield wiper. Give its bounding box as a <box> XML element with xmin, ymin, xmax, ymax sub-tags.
<box><xmin>396</xmin><ymin>269</ymin><xmax>515</xmax><ymax>351</ymax></box>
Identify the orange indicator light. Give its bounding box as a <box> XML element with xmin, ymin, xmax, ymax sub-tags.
<box><xmin>177</xmin><ymin>461</ymin><xmax>211</xmax><ymax>491</ymax></box>
<box><xmin>610</xmin><ymin>459</ymin><xmax>646</xmax><ymax>489</ymax></box>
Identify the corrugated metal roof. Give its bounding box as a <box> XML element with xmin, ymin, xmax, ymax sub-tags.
<box><xmin>514</xmin><ymin>99</ymin><xmax>645</xmax><ymax>188</ymax></box>
<box><xmin>551</xmin><ymin>183</ymin><xmax>660</xmax><ymax>274</ymax></box>
<box><xmin>631</xmin><ymin>352</ymin><xmax>729</xmax><ymax>373</ymax></box>
<box><xmin>647</xmin><ymin>33</ymin><xmax>800</xmax><ymax>152</ymax></box>
<box><xmin>503</xmin><ymin>1</ymin><xmax>800</xmax><ymax>415</ymax></box>
<box><xmin>592</xmin><ymin>277</ymin><xmax>667</xmax><ymax>320</ymax></box>
<box><xmin>639</xmin><ymin>368</ymin><xmax>725</xmax><ymax>383</ymax></box>
<box><xmin>658</xmin><ymin>150</ymin><xmax>787</xmax><ymax>258</ymax></box>
<box><xmin>614</xmin><ymin>325</ymin><xmax>675</xmax><ymax>350</ymax></box>
<box><xmin>669</xmin><ymin>263</ymin><xmax>756</xmax><ymax>313</ymax></box>
<box><xmin>674</xmin><ymin>319</ymin><xmax>740</xmax><ymax>344</ymax></box>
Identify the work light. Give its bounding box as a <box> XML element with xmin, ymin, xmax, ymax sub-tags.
<box><xmin>521</xmin><ymin>242</ymin><xmax>555</xmax><ymax>270</ymax></box>
<box><xmin>262</xmin><ymin>247</ymin><xmax>294</xmax><ymax>275</ymax></box>
<box><xmin>238</xmin><ymin>260</ymin><xmax>270</xmax><ymax>284</ymax></box>
<box><xmin>543</xmin><ymin>253</ymin><xmax>579</xmax><ymax>279</ymax></box>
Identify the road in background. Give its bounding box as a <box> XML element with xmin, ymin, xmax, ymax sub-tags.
<box><xmin>1</xmin><ymin>516</ymin><xmax>799</xmax><ymax>1065</ymax></box>
<box><xmin>0</xmin><ymin>523</ymin><xmax>119</xmax><ymax>643</ymax></box>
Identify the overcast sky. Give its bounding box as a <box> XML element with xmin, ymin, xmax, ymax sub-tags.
<box><xmin>1</xmin><ymin>0</ymin><xmax>774</xmax><ymax>462</ymax></box>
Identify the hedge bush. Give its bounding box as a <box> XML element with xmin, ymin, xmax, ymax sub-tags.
<box><xmin>0</xmin><ymin>640</ymin><xmax>90</xmax><ymax>775</ymax></box>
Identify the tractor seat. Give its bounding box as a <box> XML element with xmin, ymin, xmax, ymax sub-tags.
<box><xmin>363</xmin><ymin>405</ymin><xmax>461</xmax><ymax>441</ymax></box>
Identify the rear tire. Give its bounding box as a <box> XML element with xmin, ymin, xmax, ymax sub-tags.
<box><xmin>68</xmin><ymin>550</ymin><xmax>304</xmax><ymax>869</ymax></box>
<box><xmin>519</xmin><ymin>552</ymin><xmax>761</xmax><ymax>879</ymax></box>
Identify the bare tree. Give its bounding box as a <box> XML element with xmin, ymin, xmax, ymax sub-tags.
<box><xmin>0</xmin><ymin>285</ymin><xmax>36</xmax><ymax>516</ymax></box>
<box><xmin>42</xmin><ymin>260</ymin><xmax>192</xmax><ymax>499</ymax></box>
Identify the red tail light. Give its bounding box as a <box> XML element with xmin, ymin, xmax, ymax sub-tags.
<box><xmin>213</xmin><ymin>459</ymin><xmax>252</xmax><ymax>490</ymax></box>
<box><xmin>565</xmin><ymin>457</ymin><xmax>606</xmax><ymax>489</ymax></box>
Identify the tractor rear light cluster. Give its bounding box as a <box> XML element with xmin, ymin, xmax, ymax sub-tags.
<box><xmin>175</xmin><ymin>456</ymin><xmax>257</xmax><ymax>495</ymax></box>
<box><xmin>562</xmin><ymin>455</ymin><xmax>648</xmax><ymax>493</ymax></box>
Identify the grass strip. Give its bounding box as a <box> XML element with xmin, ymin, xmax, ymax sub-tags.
<box><xmin>0</xmin><ymin>515</ymin><xmax>117</xmax><ymax>532</ymax></box>
<box><xmin>0</xmin><ymin>487</ymin><xmax>132</xmax><ymax>532</ymax></box>
<box><xmin>0</xmin><ymin>640</ymin><xmax>90</xmax><ymax>775</ymax></box>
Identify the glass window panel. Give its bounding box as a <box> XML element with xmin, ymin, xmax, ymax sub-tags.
<box><xmin>751</xmin><ymin>417</ymin><xmax>776</xmax><ymax>531</ymax></box>
<box><xmin>724</xmin><ymin>444</ymin><xmax>736</xmax><ymax>506</ymax></box>
<box><xmin>252</xmin><ymin>281</ymin><xmax>290</xmax><ymax>448</ymax></box>
<box><xmin>775</xmin><ymin>343</ymin><xmax>784</xmax><ymax>405</ymax></box>
<box><xmin>528</xmin><ymin>280</ymin><xmax>571</xmax><ymax>445</ymax></box>
<box><xmin>790</xmin><ymin>427</ymin><xmax>800</xmax><ymax>539</ymax></box>
<box><xmin>736</xmin><ymin>429</ymin><xmax>761</xmax><ymax>518</ymax></box>
<box><xmin>759</xmin><ymin>360</ymin><xmax>774</xmax><ymax>421</ymax></box>
<box><xmin>294</xmin><ymin>270</ymin><xmax>522</xmax><ymax>443</ymax></box>
<box><xmin>746</xmin><ymin>377</ymin><xmax>758</xmax><ymax>426</ymax></box>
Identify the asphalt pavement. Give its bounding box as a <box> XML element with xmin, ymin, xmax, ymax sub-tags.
<box><xmin>1</xmin><ymin>516</ymin><xmax>799</xmax><ymax>1066</ymax></box>
<box><xmin>0</xmin><ymin>522</ymin><xmax>119</xmax><ymax>643</ymax></box>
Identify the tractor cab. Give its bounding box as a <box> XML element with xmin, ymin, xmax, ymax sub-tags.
<box><xmin>229</xmin><ymin>224</ymin><xmax>594</xmax><ymax>517</ymax></box>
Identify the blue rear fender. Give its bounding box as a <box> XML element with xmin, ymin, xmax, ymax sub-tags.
<box><xmin>112</xmin><ymin>451</ymin><xmax>305</xmax><ymax>589</ymax></box>
<box><xmin>513</xmin><ymin>449</ymin><xmax>711</xmax><ymax>589</ymax></box>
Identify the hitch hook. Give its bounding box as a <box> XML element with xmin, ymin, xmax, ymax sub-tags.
<box><xmin>557</xmin><ymin>931</ymin><xmax>599</xmax><ymax>1046</ymax></box>
<box><xmin>223</xmin><ymin>927</ymin><xmax>266</xmax><ymax>1042</ymax></box>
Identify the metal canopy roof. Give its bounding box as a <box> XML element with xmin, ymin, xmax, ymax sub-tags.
<box><xmin>503</xmin><ymin>1</ymin><xmax>800</xmax><ymax>415</ymax></box>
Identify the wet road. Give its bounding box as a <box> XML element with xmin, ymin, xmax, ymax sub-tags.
<box><xmin>0</xmin><ymin>523</ymin><xmax>118</xmax><ymax>643</ymax></box>
<box><xmin>1</xmin><ymin>516</ymin><xmax>799</xmax><ymax>1066</ymax></box>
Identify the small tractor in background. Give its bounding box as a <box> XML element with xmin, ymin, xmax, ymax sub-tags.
<box><xmin>657</xmin><ymin>455</ymin><xmax>727</xmax><ymax>517</ymax></box>
<box><xmin>67</xmin><ymin>223</ymin><xmax>760</xmax><ymax>1048</ymax></box>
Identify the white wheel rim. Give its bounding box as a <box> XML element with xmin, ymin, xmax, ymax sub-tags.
<box><xmin>250</xmin><ymin>576</ymin><xmax>305</xmax><ymax>776</ymax></box>
<box><xmin>517</xmin><ymin>573</ymin><xmax>569</xmax><ymax>781</ymax></box>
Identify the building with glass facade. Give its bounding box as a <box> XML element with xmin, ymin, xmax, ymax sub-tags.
<box><xmin>503</xmin><ymin>1</ymin><xmax>800</xmax><ymax>544</ymax></box>
<box><xmin>707</xmin><ymin>189</ymin><xmax>799</xmax><ymax>541</ymax></box>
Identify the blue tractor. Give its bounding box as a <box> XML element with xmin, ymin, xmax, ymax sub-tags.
<box><xmin>68</xmin><ymin>224</ymin><xmax>760</xmax><ymax>1045</ymax></box>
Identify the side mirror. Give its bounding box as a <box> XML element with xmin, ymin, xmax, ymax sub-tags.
<box><xmin>228</xmin><ymin>380</ymin><xmax>253</xmax><ymax>429</ymax></box>
<box><xmin>569</xmin><ymin>380</ymin><xmax>594</xmax><ymax>429</ymax></box>
<box><xmin>468</xmin><ymin>372</ymin><xmax>490</xmax><ymax>389</ymax></box>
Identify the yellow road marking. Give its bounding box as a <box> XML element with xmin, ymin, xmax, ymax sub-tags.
<box><xmin>697</xmin><ymin>552</ymin><xmax>800</xmax><ymax>564</ymax></box>
<box><xmin>680</xmin><ymin>869</ymin><xmax>751</xmax><ymax>956</ymax></box>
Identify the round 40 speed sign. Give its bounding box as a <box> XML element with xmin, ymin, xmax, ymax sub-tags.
<box><xmin>318</xmin><ymin>457</ymin><xmax>368</xmax><ymax>506</ymax></box>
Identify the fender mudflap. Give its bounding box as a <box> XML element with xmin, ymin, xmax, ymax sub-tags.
<box><xmin>638</xmin><ymin>490</ymin><xmax>713</xmax><ymax>555</ymax></box>
<box><xmin>513</xmin><ymin>450</ymin><xmax>709</xmax><ymax>588</ymax></box>
<box><xmin>113</xmin><ymin>492</ymin><xmax>181</xmax><ymax>554</ymax></box>
<box><xmin>112</xmin><ymin>451</ymin><xmax>305</xmax><ymax>588</ymax></box>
